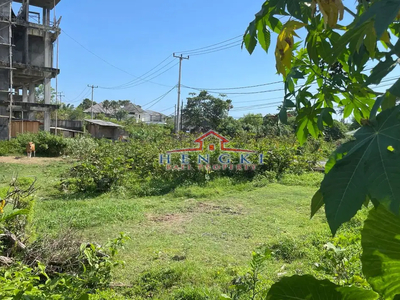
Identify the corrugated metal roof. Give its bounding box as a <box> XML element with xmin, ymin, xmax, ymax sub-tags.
<box><xmin>85</xmin><ymin>119</ymin><xmax>122</xmax><ymax>127</ymax></box>
<box><xmin>50</xmin><ymin>127</ymin><xmax>84</xmax><ymax>133</ymax></box>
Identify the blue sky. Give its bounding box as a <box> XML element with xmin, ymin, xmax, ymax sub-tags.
<box><xmin>49</xmin><ymin>1</ymin><xmax>398</xmax><ymax>119</ymax></box>
<box><xmin>49</xmin><ymin>0</ymin><xmax>284</xmax><ymax>118</ymax></box>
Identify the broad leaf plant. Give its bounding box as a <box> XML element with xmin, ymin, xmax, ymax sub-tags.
<box><xmin>244</xmin><ymin>0</ymin><xmax>400</xmax><ymax>299</ymax></box>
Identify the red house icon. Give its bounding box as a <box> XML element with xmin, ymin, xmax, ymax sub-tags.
<box><xmin>167</xmin><ymin>130</ymin><xmax>256</xmax><ymax>154</ymax></box>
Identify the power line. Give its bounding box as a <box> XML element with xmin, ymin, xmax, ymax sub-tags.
<box><xmin>189</xmin><ymin>43</ymin><xmax>242</xmax><ymax>56</ymax></box>
<box><xmin>144</xmin><ymin>86</ymin><xmax>177</xmax><ymax>110</ymax></box>
<box><xmin>233</xmin><ymin>96</ymin><xmax>284</xmax><ymax>104</ymax></box>
<box><xmin>185</xmin><ymin>81</ymin><xmax>282</xmax><ymax>91</ymax></box>
<box><xmin>68</xmin><ymin>86</ymin><xmax>89</xmax><ymax>102</ymax></box>
<box><xmin>182</xmin><ymin>85</ymin><xmax>284</xmax><ymax>95</ymax></box>
<box><xmin>175</xmin><ymin>35</ymin><xmax>242</xmax><ymax>54</ymax></box>
<box><xmin>184</xmin><ymin>41</ymin><xmax>241</xmax><ymax>55</ymax></box>
<box><xmin>100</xmin><ymin>62</ymin><xmax>179</xmax><ymax>90</ymax></box>
<box><xmin>158</xmin><ymin>105</ymin><xmax>176</xmax><ymax>113</ymax></box>
<box><xmin>231</xmin><ymin>102</ymin><xmax>282</xmax><ymax>111</ymax></box>
<box><xmin>99</xmin><ymin>56</ymin><xmax>176</xmax><ymax>90</ymax></box>
<box><xmin>62</xmin><ymin>29</ymin><xmax>173</xmax><ymax>88</ymax></box>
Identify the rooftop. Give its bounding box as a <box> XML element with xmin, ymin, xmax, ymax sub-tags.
<box><xmin>146</xmin><ymin>110</ymin><xmax>167</xmax><ymax>117</ymax></box>
<box><xmin>85</xmin><ymin>119</ymin><xmax>122</xmax><ymax>128</ymax></box>
<box><xmin>14</xmin><ymin>0</ymin><xmax>61</xmax><ymax>9</ymax></box>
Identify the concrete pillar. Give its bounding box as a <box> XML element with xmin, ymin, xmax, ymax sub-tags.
<box><xmin>29</xmin><ymin>83</ymin><xmax>35</xmax><ymax>103</ymax></box>
<box><xmin>22</xmin><ymin>85</ymin><xmax>28</xmax><ymax>102</ymax></box>
<box><xmin>44</xmin><ymin>32</ymin><xmax>51</xmax><ymax>68</ymax></box>
<box><xmin>46</xmin><ymin>9</ymin><xmax>50</xmax><ymax>25</ymax></box>
<box><xmin>44</xmin><ymin>111</ymin><xmax>50</xmax><ymax>132</ymax></box>
<box><xmin>42</xmin><ymin>8</ymin><xmax>47</xmax><ymax>25</ymax></box>
<box><xmin>44</xmin><ymin>78</ymin><xmax>51</xmax><ymax>103</ymax></box>
<box><xmin>28</xmin><ymin>83</ymin><xmax>35</xmax><ymax>119</ymax></box>
<box><xmin>43</xmin><ymin>78</ymin><xmax>51</xmax><ymax>132</ymax></box>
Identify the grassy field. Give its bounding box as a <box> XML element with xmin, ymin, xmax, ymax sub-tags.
<box><xmin>0</xmin><ymin>158</ymin><xmax>364</xmax><ymax>298</ymax></box>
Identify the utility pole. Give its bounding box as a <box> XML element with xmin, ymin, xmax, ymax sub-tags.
<box><xmin>8</xmin><ymin>1</ymin><xmax>13</xmax><ymax>141</ymax></box>
<box><xmin>180</xmin><ymin>100</ymin><xmax>183</xmax><ymax>132</ymax></box>
<box><xmin>174</xmin><ymin>104</ymin><xmax>177</xmax><ymax>130</ymax></box>
<box><xmin>87</xmin><ymin>84</ymin><xmax>98</xmax><ymax>119</ymax></box>
<box><xmin>55</xmin><ymin>92</ymin><xmax>64</xmax><ymax>135</ymax></box>
<box><xmin>173</xmin><ymin>53</ymin><xmax>189</xmax><ymax>133</ymax></box>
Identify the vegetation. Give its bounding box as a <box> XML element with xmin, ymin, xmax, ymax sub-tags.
<box><xmin>241</xmin><ymin>0</ymin><xmax>400</xmax><ymax>298</ymax></box>
<box><xmin>0</xmin><ymin>159</ymin><xmax>367</xmax><ymax>299</ymax></box>
<box><xmin>2</xmin><ymin>0</ymin><xmax>398</xmax><ymax>297</ymax></box>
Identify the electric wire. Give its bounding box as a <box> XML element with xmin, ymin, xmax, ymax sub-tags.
<box><xmin>140</xmin><ymin>85</ymin><xmax>177</xmax><ymax>108</ymax></box>
<box><xmin>182</xmin><ymin>41</ymin><xmax>241</xmax><ymax>55</ymax></box>
<box><xmin>62</xmin><ymin>29</ymin><xmax>174</xmax><ymax>88</ymax></box>
<box><xmin>144</xmin><ymin>86</ymin><xmax>177</xmax><ymax>110</ymax></box>
<box><xmin>99</xmin><ymin>57</ymin><xmax>176</xmax><ymax>90</ymax></box>
<box><xmin>119</xmin><ymin>63</ymin><xmax>179</xmax><ymax>90</ymax></box>
<box><xmin>175</xmin><ymin>35</ymin><xmax>242</xmax><ymax>54</ymax></box>
<box><xmin>189</xmin><ymin>43</ymin><xmax>242</xmax><ymax>56</ymax></box>
<box><xmin>68</xmin><ymin>86</ymin><xmax>89</xmax><ymax>102</ymax></box>
<box><xmin>182</xmin><ymin>85</ymin><xmax>284</xmax><ymax>95</ymax></box>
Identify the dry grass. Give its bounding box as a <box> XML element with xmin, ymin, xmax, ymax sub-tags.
<box><xmin>0</xmin><ymin>156</ymin><xmax>64</xmax><ymax>165</ymax></box>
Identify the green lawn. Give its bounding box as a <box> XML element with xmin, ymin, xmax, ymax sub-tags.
<box><xmin>0</xmin><ymin>159</ymin><xmax>356</xmax><ymax>298</ymax></box>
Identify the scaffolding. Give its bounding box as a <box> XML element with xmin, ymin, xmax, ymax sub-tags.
<box><xmin>0</xmin><ymin>0</ymin><xmax>61</xmax><ymax>140</ymax></box>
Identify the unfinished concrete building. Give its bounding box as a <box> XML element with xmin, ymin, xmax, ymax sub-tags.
<box><xmin>0</xmin><ymin>0</ymin><xmax>61</xmax><ymax>140</ymax></box>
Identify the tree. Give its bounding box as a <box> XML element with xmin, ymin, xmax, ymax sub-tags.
<box><xmin>35</xmin><ymin>85</ymin><xmax>56</xmax><ymax>104</ymax></box>
<box><xmin>217</xmin><ymin>116</ymin><xmax>244</xmax><ymax>137</ymax></box>
<box><xmin>239</xmin><ymin>113</ymin><xmax>264</xmax><ymax>136</ymax></box>
<box><xmin>77</xmin><ymin>98</ymin><xmax>95</xmax><ymax>111</ymax></box>
<box><xmin>243</xmin><ymin>0</ymin><xmax>400</xmax><ymax>298</ymax></box>
<box><xmin>323</xmin><ymin>119</ymin><xmax>348</xmax><ymax>142</ymax></box>
<box><xmin>182</xmin><ymin>91</ymin><xmax>233</xmax><ymax>132</ymax></box>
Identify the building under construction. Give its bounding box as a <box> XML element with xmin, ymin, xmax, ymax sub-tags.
<box><xmin>0</xmin><ymin>0</ymin><xmax>61</xmax><ymax>140</ymax></box>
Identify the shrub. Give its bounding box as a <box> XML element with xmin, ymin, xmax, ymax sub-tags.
<box><xmin>15</xmin><ymin>132</ymin><xmax>68</xmax><ymax>157</ymax></box>
<box><xmin>61</xmin><ymin>128</ymin><xmax>327</xmax><ymax>196</ymax></box>
<box><xmin>64</xmin><ymin>135</ymin><xmax>98</xmax><ymax>160</ymax></box>
<box><xmin>0</xmin><ymin>139</ymin><xmax>21</xmax><ymax>156</ymax></box>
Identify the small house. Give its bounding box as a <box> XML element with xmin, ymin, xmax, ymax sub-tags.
<box><xmin>85</xmin><ymin>119</ymin><xmax>125</xmax><ymax>141</ymax></box>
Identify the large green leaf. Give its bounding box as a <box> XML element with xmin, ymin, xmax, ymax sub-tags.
<box><xmin>362</xmin><ymin>206</ymin><xmax>400</xmax><ymax>299</ymax></box>
<box><xmin>356</xmin><ymin>0</ymin><xmax>400</xmax><ymax>38</ymax></box>
<box><xmin>329</xmin><ymin>22</ymin><xmax>371</xmax><ymax>64</ymax></box>
<box><xmin>365</xmin><ymin>56</ymin><xmax>397</xmax><ymax>86</ymax></box>
<box><xmin>257</xmin><ymin>19</ymin><xmax>271</xmax><ymax>52</ymax></box>
<box><xmin>320</xmin><ymin>106</ymin><xmax>400</xmax><ymax>234</ymax></box>
<box><xmin>266</xmin><ymin>275</ymin><xmax>379</xmax><ymax>300</ymax></box>
<box><xmin>311</xmin><ymin>189</ymin><xmax>323</xmax><ymax>218</ymax></box>
<box><xmin>389</xmin><ymin>78</ymin><xmax>400</xmax><ymax>98</ymax></box>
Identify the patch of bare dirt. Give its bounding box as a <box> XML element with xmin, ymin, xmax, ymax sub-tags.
<box><xmin>147</xmin><ymin>213</ymin><xmax>191</xmax><ymax>225</ymax></box>
<box><xmin>146</xmin><ymin>202</ymin><xmax>243</xmax><ymax>228</ymax></box>
<box><xmin>189</xmin><ymin>202</ymin><xmax>243</xmax><ymax>215</ymax></box>
<box><xmin>0</xmin><ymin>156</ymin><xmax>64</xmax><ymax>165</ymax></box>
<box><xmin>146</xmin><ymin>213</ymin><xmax>191</xmax><ymax>234</ymax></box>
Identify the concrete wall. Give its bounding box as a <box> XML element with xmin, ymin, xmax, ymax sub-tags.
<box><xmin>29</xmin><ymin>36</ymin><xmax>45</xmax><ymax>67</ymax></box>
<box><xmin>50</xmin><ymin>120</ymin><xmax>83</xmax><ymax>130</ymax></box>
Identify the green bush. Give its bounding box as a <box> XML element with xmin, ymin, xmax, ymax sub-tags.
<box><xmin>0</xmin><ymin>139</ymin><xmax>21</xmax><ymax>156</ymax></box>
<box><xmin>14</xmin><ymin>132</ymin><xmax>68</xmax><ymax>157</ymax></box>
<box><xmin>62</xmin><ymin>127</ymin><xmax>327</xmax><ymax>195</ymax></box>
